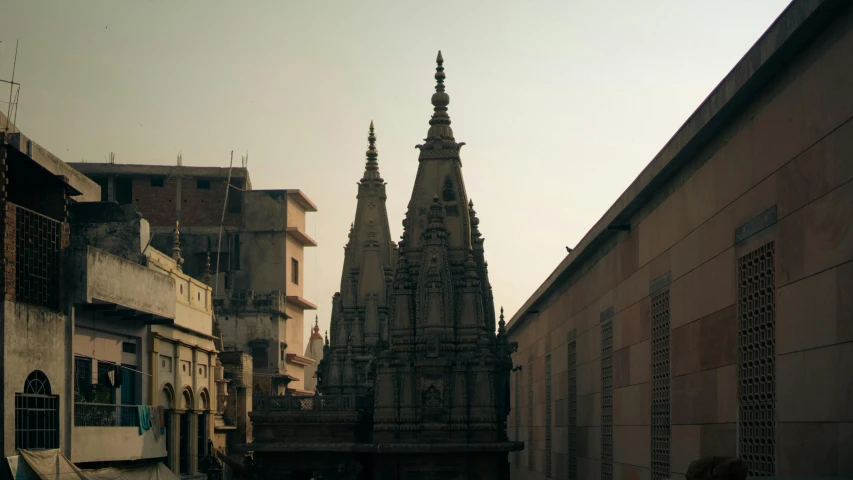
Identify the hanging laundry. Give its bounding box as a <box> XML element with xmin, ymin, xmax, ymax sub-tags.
<box><xmin>113</xmin><ymin>365</ymin><xmax>123</xmax><ymax>388</ymax></box>
<box><xmin>106</xmin><ymin>370</ymin><xmax>115</xmax><ymax>387</ymax></box>
<box><xmin>149</xmin><ymin>406</ymin><xmax>160</xmax><ymax>441</ymax></box>
<box><xmin>137</xmin><ymin>405</ymin><xmax>151</xmax><ymax>436</ymax></box>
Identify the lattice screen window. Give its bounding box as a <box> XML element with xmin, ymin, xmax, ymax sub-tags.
<box><xmin>601</xmin><ymin>316</ymin><xmax>614</xmax><ymax>480</ymax></box>
<box><xmin>651</xmin><ymin>290</ymin><xmax>671</xmax><ymax>480</ymax></box>
<box><xmin>738</xmin><ymin>242</ymin><xmax>776</xmax><ymax>476</ymax></box>
<box><xmin>528</xmin><ymin>356</ymin><xmax>534</xmax><ymax>471</ymax></box>
<box><xmin>567</xmin><ymin>330</ymin><xmax>578</xmax><ymax>480</ymax></box>
<box><xmin>545</xmin><ymin>352</ymin><xmax>552</xmax><ymax>478</ymax></box>
<box><xmin>514</xmin><ymin>370</ymin><xmax>521</xmax><ymax>467</ymax></box>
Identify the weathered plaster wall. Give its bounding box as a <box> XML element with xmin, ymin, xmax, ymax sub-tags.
<box><xmin>1</xmin><ymin>302</ymin><xmax>71</xmax><ymax>458</ymax></box>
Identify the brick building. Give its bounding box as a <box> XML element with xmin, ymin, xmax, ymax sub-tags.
<box><xmin>69</xmin><ymin>163</ymin><xmax>319</xmax><ymax>395</ymax></box>
<box><xmin>506</xmin><ymin>1</ymin><xmax>853</xmax><ymax>479</ymax></box>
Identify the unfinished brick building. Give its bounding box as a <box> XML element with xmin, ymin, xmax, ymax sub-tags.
<box><xmin>70</xmin><ymin>162</ymin><xmax>319</xmax><ymax>396</ymax></box>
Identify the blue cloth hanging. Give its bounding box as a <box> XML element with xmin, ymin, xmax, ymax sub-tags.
<box><xmin>137</xmin><ymin>405</ymin><xmax>151</xmax><ymax>435</ymax></box>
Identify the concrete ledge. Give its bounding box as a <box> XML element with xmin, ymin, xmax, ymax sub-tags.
<box><xmin>71</xmin><ymin>426</ymin><xmax>167</xmax><ymax>463</ymax></box>
<box><xmin>69</xmin><ymin>246</ymin><xmax>175</xmax><ymax>319</ymax></box>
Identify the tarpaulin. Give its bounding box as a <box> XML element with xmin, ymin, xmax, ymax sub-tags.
<box><xmin>7</xmin><ymin>449</ymin><xmax>179</xmax><ymax>480</ymax></box>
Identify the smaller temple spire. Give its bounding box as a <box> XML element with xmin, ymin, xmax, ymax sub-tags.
<box><xmin>203</xmin><ymin>249</ymin><xmax>212</xmax><ymax>285</ymax></box>
<box><xmin>498</xmin><ymin>306</ymin><xmax>507</xmax><ymax>335</ymax></box>
<box><xmin>362</xmin><ymin>120</ymin><xmax>382</xmax><ymax>181</ymax></box>
<box><xmin>311</xmin><ymin>315</ymin><xmax>323</xmax><ymax>340</ymax></box>
<box><xmin>172</xmin><ymin>221</ymin><xmax>184</xmax><ymax>271</ymax></box>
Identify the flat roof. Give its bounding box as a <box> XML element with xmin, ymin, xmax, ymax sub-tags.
<box><xmin>507</xmin><ymin>0</ymin><xmax>849</xmax><ymax>332</ymax></box>
<box><xmin>284</xmin><ymin>190</ymin><xmax>318</xmax><ymax>212</ymax></box>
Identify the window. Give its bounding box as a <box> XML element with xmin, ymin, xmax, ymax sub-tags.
<box><xmin>122</xmin><ymin>342</ymin><xmax>137</xmax><ymax>354</ymax></box>
<box><xmin>116</xmin><ymin>177</ymin><xmax>133</xmax><ymax>205</ymax></box>
<box><xmin>96</xmin><ymin>362</ymin><xmax>117</xmax><ymax>404</ymax></box>
<box><xmin>651</xmin><ymin>290</ymin><xmax>671</xmax><ymax>480</ymax></box>
<box><xmin>150</xmin><ymin>177</ymin><xmax>165</xmax><ymax>187</ymax></box>
<box><xmin>93</xmin><ymin>177</ymin><xmax>109</xmax><ymax>202</ymax></box>
<box><xmin>291</xmin><ymin>258</ymin><xmax>299</xmax><ymax>285</ymax></box>
<box><xmin>738</xmin><ymin>243</ymin><xmax>777</xmax><ymax>476</ymax></box>
<box><xmin>15</xmin><ymin>371</ymin><xmax>59</xmax><ymax>450</ymax></box>
<box><xmin>252</xmin><ymin>346</ymin><xmax>268</xmax><ymax>369</ymax></box>
<box><xmin>231</xmin><ymin>235</ymin><xmax>241</xmax><ymax>270</ymax></box>
<box><xmin>601</xmin><ymin>314</ymin><xmax>614</xmax><ymax>480</ymax></box>
<box><xmin>74</xmin><ymin>357</ymin><xmax>93</xmax><ymax>400</ymax></box>
<box><xmin>197</xmin><ymin>179</ymin><xmax>210</xmax><ymax>189</ymax></box>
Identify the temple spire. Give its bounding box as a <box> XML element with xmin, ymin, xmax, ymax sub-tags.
<box><xmin>362</xmin><ymin>120</ymin><xmax>382</xmax><ymax>181</ymax></box>
<box><xmin>172</xmin><ymin>221</ymin><xmax>184</xmax><ymax>271</ymax></box>
<box><xmin>203</xmin><ymin>249</ymin><xmax>212</xmax><ymax>285</ymax></box>
<box><xmin>417</xmin><ymin>51</ymin><xmax>464</xmax><ymax>153</ymax></box>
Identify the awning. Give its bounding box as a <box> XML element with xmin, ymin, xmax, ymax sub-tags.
<box><xmin>7</xmin><ymin>449</ymin><xmax>179</xmax><ymax>480</ymax></box>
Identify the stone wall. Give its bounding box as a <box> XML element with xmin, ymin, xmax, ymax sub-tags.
<box><xmin>507</xmin><ymin>2</ymin><xmax>853</xmax><ymax>479</ymax></box>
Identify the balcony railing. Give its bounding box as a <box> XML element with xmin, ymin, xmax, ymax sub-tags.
<box><xmin>252</xmin><ymin>393</ymin><xmax>371</xmax><ymax>413</ymax></box>
<box><xmin>74</xmin><ymin>403</ymin><xmax>140</xmax><ymax>427</ymax></box>
<box><xmin>11</xmin><ymin>204</ymin><xmax>62</xmax><ymax>309</ymax></box>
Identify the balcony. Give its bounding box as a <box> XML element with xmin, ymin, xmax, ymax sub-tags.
<box><xmin>72</xmin><ymin>403</ymin><xmax>167</xmax><ymax>463</ymax></box>
<box><xmin>68</xmin><ymin>246</ymin><xmax>175</xmax><ymax>323</ymax></box>
<box><xmin>5</xmin><ymin>203</ymin><xmax>62</xmax><ymax>310</ymax></box>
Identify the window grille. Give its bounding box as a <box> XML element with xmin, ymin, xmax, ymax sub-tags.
<box><xmin>601</xmin><ymin>315</ymin><xmax>614</xmax><ymax>480</ymax></box>
<box><xmin>15</xmin><ymin>371</ymin><xmax>59</xmax><ymax>450</ymax></box>
<box><xmin>738</xmin><ymin>242</ymin><xmax>776</xmax><ymax>476</ymax></box>
<box><xmin>568</xmin><ymin>329</ymin><xmax>578</xmax><ymax>480</ymax></box>
<box><xmin>651</xmin><ymin>290</ymin><xmax>671</xmax><ymax>480</ymax></box>
<box><xmin>514</xmin><ymin>370</ymin><xmax>521</xmax><ymax>467</ymax></box>
<box><xmin>545</xmin><ymin>352</ymin><xmax>552</xmax><ymax>478</ymax></box>
<box><xmin>528</xmin><ymin>356</ymin><xmax>534</xmax><ymax>471</ymax></box>
<box><xmin>14</xmin><ymin>205</ymin><xmax>61</xmax><ymax>310</ymax></box>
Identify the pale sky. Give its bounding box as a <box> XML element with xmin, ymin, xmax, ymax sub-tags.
<box><xmin>2</xmin><ymin>1</ymin><xmax>791</xmax><ymax>344</ymax></box>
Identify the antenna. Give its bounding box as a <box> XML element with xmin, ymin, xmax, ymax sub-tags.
<box><xmin>177</xmin><ymin>151</ymin><xmax>183</xmax><ymax>167</ymax></box>
<box><xmin>4</xmin><ymin>39</ymin><xmax>19</xmax><ymax>132</ymax></box>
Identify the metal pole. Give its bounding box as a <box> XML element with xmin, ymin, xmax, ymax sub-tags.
<box><xmin>214</xmin><ymin>151</ymin><xmax>234</xmax><ymax>296</ymax></box>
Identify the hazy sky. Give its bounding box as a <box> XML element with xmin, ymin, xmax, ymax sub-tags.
<box><xmin>2</xmin><ymin>1</ymin><xmax>790</xmax><ymax>345</ymax></box>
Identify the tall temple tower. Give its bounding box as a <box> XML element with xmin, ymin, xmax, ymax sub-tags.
<box><xmin>319</xmin><ymin>121</ymin><xmax>398</xmax><ymax>396</ymax></box>
<box><xmin>372</xmin><ymin>52</ymin><xmax>519</xmax><ymax>479</ymax></box>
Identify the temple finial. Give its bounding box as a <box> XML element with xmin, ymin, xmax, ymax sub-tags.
<box><xmin>416</xmin><ymin>50</ymin><xmax>461</xmax><ymax>151</ymax></box>
<box><xmin>498</xmin><ymin>306</ymin><xmax>507</xmax><ymax>335</ymax></box>
<box><xmin>363</xmin><ymin>120</ymin><xmax>381</xmax><ymax>181</ymax></box>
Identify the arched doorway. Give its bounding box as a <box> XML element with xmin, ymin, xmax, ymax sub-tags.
<box><xmin>16</xmin><ymin>371</ymin><xmax>59</xmax><ymax>450</ymax></box>
<box><xmin>161</xmin><ymin>384</ymin><xmax>174</xmax><ymax>469</ymax></box>
<box><xmin>179</xmin><ymin>388</ymin><xmax>194</xmax><ymax>475</ymax></box>
<box><xmin>197</xmin><ymin>389</ymin><xmax>210</xmax><ymax>470</ymax></box>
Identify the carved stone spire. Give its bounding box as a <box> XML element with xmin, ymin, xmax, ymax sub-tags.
<box><xmin>172</xmin><ymin>221</ymin><xmax>184</xmax><ymax>271</ymax></box>
<box><xmin>498</xmin><ymin>306</ymin><xmax>506</xmax><ymax>336</ymax></box>
<box><xmin>318</xmin><ymin>120</ymin><xmax>395</xmax><ymax>396</ymax></box>
<box><xmin>374</xmin><ymin>54</ymin><xmax>515</xmax><ymax>458</ymax></box>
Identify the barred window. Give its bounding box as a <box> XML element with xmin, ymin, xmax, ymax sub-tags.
<box><xmin>601</xmin><ymin>313</ymin><xmax>614</xmax><ymax>480</ymax></box>
<box><xmin>15</xmin><ymin>371</ymin><xmax>59</xmax><ymax>450</ymax></box>
<box><xmin>545</xmin><ymin>353</ymin><xmax>552</xmax><ymax>478</ymax></box>
<box><xmin>651</xmin><ymin>290</ymin><xmax>671</xmax><ymax>480</ymax></box>
<box><xmin>528</xmin><ymin>356</ymin><xmax>534</xmax><ymax>471</ymax></box>
<box><xmin>567</xmin><ymin>329</ymin><xmax>578</xmax><ymax>480</ymax></box>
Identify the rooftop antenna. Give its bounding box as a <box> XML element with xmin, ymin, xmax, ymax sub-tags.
<box><xmin>214</xmin><ymin>150</ymin><xmax>234</xmax><ymax>296</ymax></box>
<box><xmin>242</xmin><ymin>151</ymin><xmax>248</xmax><ymax>169</ymax></box>
<box><xmin>4</xmin><ymin>39</ymin><xmax>19</xmax><ymax>132</ymax></box>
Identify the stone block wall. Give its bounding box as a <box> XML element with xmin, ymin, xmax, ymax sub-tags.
<box><xmin>507</xmin><ymin>4</ymin><xmax>853</xmax><ymax>479</ymax></box>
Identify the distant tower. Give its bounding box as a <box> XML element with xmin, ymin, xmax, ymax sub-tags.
<box><xmin>303</xmin><ymin>316</ymin><xmax>325</xmax><ymax>392</ymax></box>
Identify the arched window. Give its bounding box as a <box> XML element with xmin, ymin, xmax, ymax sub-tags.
<box><xmin>15</xmin><ymin>371</ymin><xmax>59</xmax><ymax>450</ymax></box>
<box><xmin>24</xmin><ymin>371</ymin><xmax>51</xmax><ymax>395</ymax></box>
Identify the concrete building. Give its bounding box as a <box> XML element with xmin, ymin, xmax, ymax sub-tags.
<box><xmin>68</xmin><ymin>202</ymin><xmax>219</xmax><ymax>479</ymax></box>
<box><xmin>0</xmin><ymin>117</ymin><xmax>99</xmax><ymax>469</ymax></box>
<box><xmin>1</xmin><ymin>111</ymin><xmax>221</xmax><ymax>479</ymax></box>
<box><xmin>69</xmin><ymin>162</ymin><xmax>319</xmax><ymax>396</ymax></box>
<box><xmin>506</xmin><ymin>1</ymin><xmax>853</xmax><ymax>479</ymax></box>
